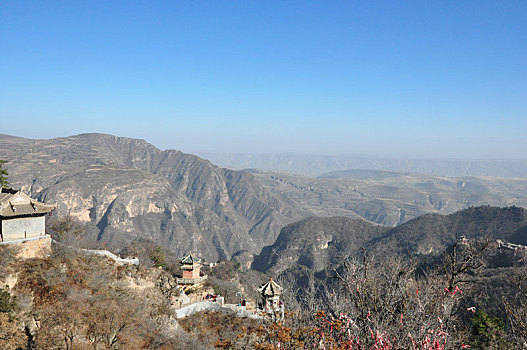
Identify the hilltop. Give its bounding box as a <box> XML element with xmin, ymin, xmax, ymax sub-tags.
<box><xmin>252</xmin><ymin>216</ymin><xmax>385</xmax><ymax>274</ymax></box>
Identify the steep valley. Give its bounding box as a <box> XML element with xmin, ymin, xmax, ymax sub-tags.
<box><xmin>0</xmin><ymin>134</ymin><xmax>307</xmax><ymax>261</ymax></box>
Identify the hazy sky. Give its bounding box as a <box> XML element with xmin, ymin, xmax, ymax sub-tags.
<box><xmin>1</xmin><ymin>1</ymin><xmax>526</xmax><ymax>158</ymax></box>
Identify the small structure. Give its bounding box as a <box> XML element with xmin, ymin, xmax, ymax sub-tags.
<box><xmin>0</xmin><ymin>188</ymin><xmax>55</xmax><ymax>258</ymax></box>
<box><xmin>457</xmin><ymin>235</ymin><xmax>469</xmax><ymax>245</ymax></box>
<box><xmin>0</xmin><ymin>188</ymin><xmax>55</xmax><ymax>242</ymax></box>
<box><xmin>258</xmin><ymin>278</ymin><xmax>284</xmax><ymax>320</ymax></box>
<box><xmin>177</xmin><ymin>252</ymin><xmax>207</xmax><ymax>285</ymax></box>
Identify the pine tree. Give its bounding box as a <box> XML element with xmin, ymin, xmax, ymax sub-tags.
<box><xmin>471</xmin><ymin>309</ymin><xmax>508</xmax><ymax>349</ymax></box>
<box><xmin>0</xmin><ymin>160</ymin><xmax>8</xmax><ymax>188</ymax></box>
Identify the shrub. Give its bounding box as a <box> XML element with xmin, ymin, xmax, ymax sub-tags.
<box><xmin>0</xmin><ymin>287</ymin><xmax>16</xmax><ymax>314</ymax></box>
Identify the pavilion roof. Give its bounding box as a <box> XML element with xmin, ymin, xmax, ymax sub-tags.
<box><xmin>181</xmin><ymin>252</ymin><xmax>201</xmax><ymax>264</ymax></box>
<box><xmin>258</xmin><ymin>278</ymin><xmax>282</xmax><ymax>297</ymax></box>
<box><xmin>0</xmin><ymin>188</ymin><xmax>55</xmax><ymax>218</ymax></box>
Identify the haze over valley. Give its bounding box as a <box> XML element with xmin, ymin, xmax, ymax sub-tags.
<box><xmin>199</xmin><ymin>153</ymin><xmax>527</xmax><ymax>178</ymax></box>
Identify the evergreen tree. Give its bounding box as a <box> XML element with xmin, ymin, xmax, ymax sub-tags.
<box><xmin>471</xmin><ymin>309</ymin><xmax>508</xmax><ymax>349</ymax></box>
<box><xmin>0</xmin><ymin>160</ymin><xmax>8</xmax><ymax>188</ymax></box>
<box><xmin>0</xmin><ymin>287</ymin><xmax>16</xmax><ymax>314</ymax></box>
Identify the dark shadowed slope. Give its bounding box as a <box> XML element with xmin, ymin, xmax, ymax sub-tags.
<box><xmin>365</xmin><ymin>206</ymin><xmax>527</xmax><ymax>256</ymax></box>
<box><xmin>252</xmin><ymin>216</ymin><xmax>386</xmax><ymax>274</ymax></box>
<box><xmin>253</xmin><ymin>206</ymin><xmax>527</xmax><ymax>274</ymax></box>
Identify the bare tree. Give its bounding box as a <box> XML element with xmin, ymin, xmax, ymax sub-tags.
<box><xmin>504</xmin><ymin>264</ymin><xmax>527</xmax><ymax>347</ymax></box>
<box><xmin>48</xmin><ymin>215</ymin><xmax>89</xmax><ymax>248</ymax></box>
<box><xmin>443</xmin><ymin>235</ymin><xmax>490</xmax><ymax>292</ymax></box>
<box><xmin>255</xmin><ymin>245</ymin><xmax>485</xmax><ymax>349</ymax></box>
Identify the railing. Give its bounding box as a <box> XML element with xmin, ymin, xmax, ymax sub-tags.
<box><xmin>0</xmin><ymin>234</ymin><xmax>51</xmax><ymax>245</ymax></box>
<box><xmin>51</xmin><ymin>240</ymin><xmax>140</xmax><ymax>265</ymax></box>
<box><xmin>497</xmin><ymin>239</ymin><xmax>527</xmax><ymax>252</ymax></box>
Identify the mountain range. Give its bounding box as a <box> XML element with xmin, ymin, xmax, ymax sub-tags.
<box><xmin>0</xmin><ymin>133</ymin><xmax>306</xmax><ymax>261</ymax></box>
<box><xmin>2</xmin><ymin>133</ymin><xmax>527</xmax><ymax>264</ymax></box>
<box><xmin>251</xmin><ymin>169</ymin><xmax>527</xmax><ymax>226</ymax></box>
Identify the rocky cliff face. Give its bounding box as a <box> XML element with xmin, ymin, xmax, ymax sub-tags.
<box><xmin>0</xmin><ymin>134</ymin><xmax>307</xmax><ymax>260</ymax></box>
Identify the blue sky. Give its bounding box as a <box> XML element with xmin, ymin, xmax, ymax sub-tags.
<box><xmin>1</xmin><ymin>1</ymin><xmax>526</xmax><ymax>158</ymax></box>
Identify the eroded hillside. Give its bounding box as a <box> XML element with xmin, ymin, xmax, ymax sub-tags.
<box><xmin>1</xmin><ymin>134</ymin><xmax>307</xmax><ymax>260</ymax></box>
<box><xmin>252</xmin><ymin>169</ymin><xmax>527</xmax><ymax>226</ymax></box>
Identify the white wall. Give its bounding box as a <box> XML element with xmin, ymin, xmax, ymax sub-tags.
<box><xmin>1</xmin><ymin>216</ymin><xmax>46</xmax><ymax>240</ymax></box>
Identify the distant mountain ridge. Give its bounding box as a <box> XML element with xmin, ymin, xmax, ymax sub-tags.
<box><xmin>198</xmin><ymin>152</ymin><xmax>527</xmax><ymax>178</ymax></box>
<box><xmin>318</xmin><ymin>169</ymin><xmax>404</xmax><ymax>180</ymax></box>
<box><xmin>251</xmin><ymin>169</ymin><xmax>527</xmax><ymax>226</ymax></box>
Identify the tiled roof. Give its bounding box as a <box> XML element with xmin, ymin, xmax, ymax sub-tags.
<box><xmin>0</xmin><ymin>188</ymin><xmax>55</xmax><ymax>218</ymax></box>
<box><xmin>258</xmin><ymin>278</ymin><xmax>282</xmax><ymax>296</ymax></box>
<box><xmin>181</xmin><ymin>252</ymin><xmax>201</xmax><ymax>264</ymax></box>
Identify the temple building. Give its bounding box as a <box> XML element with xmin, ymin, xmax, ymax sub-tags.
<box><xmin>258</xmin><ymin>278</ymin><xmax>284</xmax><ymax>320</ymax></box>
<box><xmin>0</xmin><ymin>188</ymin><xmax>55</xmax><ymax>242</ymax></box>
<box><xmin>177</xmin><ymin>252</ymin><xmax>207</xmax><ymax>285</ymax></box>
<box><xmin>0</xmin><ymin>188</ymin><xmax>55</xmax><ymax>258</ymax></box>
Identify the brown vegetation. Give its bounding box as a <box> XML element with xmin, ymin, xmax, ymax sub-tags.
<box><xmin>1</xmin><ymin>213</ymin><xmax>526</xmax><ymax>349</ymax></box>
<box><xmin>3</xmin><ymin>244</ymin><xmax>180</xmax><ymax>349</ymax></box>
